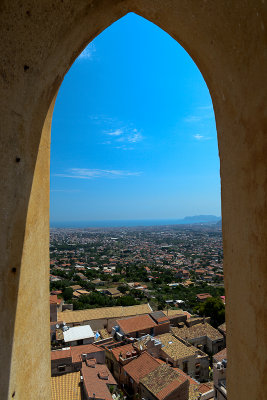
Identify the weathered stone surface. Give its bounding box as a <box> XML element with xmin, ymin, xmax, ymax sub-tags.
<box><xmin>0</xmin><ymin>1</ymin><xmax>266</xmax><ymax>399</ymax></box>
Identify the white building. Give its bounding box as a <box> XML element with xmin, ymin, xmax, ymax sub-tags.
<box><xmin>63</xmin><ymin>324</ymin><xmax>94</xmax><ymax>346</ymax></box>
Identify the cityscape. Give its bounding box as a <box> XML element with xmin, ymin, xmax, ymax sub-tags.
<box><xmin>50</xmin><ymin>221</ymin><xmax>227</xmax><ymax>400</ymax></box>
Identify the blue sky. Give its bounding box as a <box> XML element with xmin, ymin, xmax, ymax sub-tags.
<box><xmin>50</xmin><ymin>13</ymin><xmax>221</xmax><ymax>223</ymax></box>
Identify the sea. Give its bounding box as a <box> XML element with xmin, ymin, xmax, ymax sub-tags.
<box><xmin>50</xmin><ymin>216</ymin><xmax>221</xmax><ymax>229</ymax></box>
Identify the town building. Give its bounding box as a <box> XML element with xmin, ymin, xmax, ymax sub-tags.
<box><xmin>213</xmin><ymin>359</ymin><xmax>227</xmax><ymax>400</ymax></box>
<box><xmin>51</xmin><ymin>343</ymin><xmax>105</xmax><ymax>376</ymax></box>
<box><xmin>172</xmin><ymin>318</ymin><xmax>224</xmax><ymax>354</ymax></box>
<box><xmin>114</xmin><ymin>313</ymin><xmax>170</xmax><ymax>339</ymax></box>
<box><xmin>57</xmin><ymin>304</ymin><xmax>152</xmax><ymax>331</ymax></box>
<box><xmin>140</xmin><ymin>364</ymin><xmax>189</xmax><ymax>400</ymax></box>
<box><xmin>63</xmin><ymin>325</ymin><xmax>95</xmax><ymax>347</ymax></box>
<box><xmin>122</xmin><ymin>351</ymin><xmax>161</xmax><ymax>397</ymax></box>
<box><xmin>82</xmin><ymin>360</ymin><xmax>117</xmax><ymax>400</ymax></box>
<box><xmin>153</xmin><ymin>333</ymin><xmax>209</xmax><ymax>381</ymax></box>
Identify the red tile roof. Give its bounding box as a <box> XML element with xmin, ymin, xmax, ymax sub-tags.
<box><xmin>123</xmin><ymin>352</ymin><xmax>160</xmax><ymax>383</ymax></box>
<box><xmin>196</xmin><ymin>293</ymin><xmax>212</xmax><ymax>300</ymax></box>
<box><xmin>51</xmin><ymin>349</ymin><xmax>71</xmax><ymax>361</ymax></box>
<box><xmin>82</xmin><ymin>363</ymin><xmax>116</xmax><ymax>400</ymax></box>
<box><xmin>50</xmin><ymin>294</ymin><xmax>62</xmax><ymax>305</ymax></box>
<box><xmin>117</xmin><ymin>314</ymin><xmax>156</xmax><ymax>335</ymax></box>
<box><xmin>71</xmin><ymin>344</ymin><xmax>104</xmax><ymax>363</ymax></box>
<box><xmin>111</xmin><ymin>343</ymin><xmax>134</xmax><ymax>361</ymax></box>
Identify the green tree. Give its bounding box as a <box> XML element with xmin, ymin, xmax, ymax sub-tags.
<box><xmin>117</xmin><ymin>285</ymin><xmax>127</xmax><ymax>294</ymax></box>
<box><xmin>195</xmin><ymin>297</ymin><xmax>225</xmax><ymax>327</ymax></box>
<box><xmin>62</xmin><ymin>287</ymin><xmax>73</xmax><ymax>301</ymax></box>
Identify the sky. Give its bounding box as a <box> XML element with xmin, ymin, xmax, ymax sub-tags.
<box><xmin>50</xmin><ymin>13</ymin><xmax>221</xmax><ymax>224</ymax></box>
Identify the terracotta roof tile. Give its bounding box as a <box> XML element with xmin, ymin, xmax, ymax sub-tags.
<box><xmin>51</xmin><ymin>372</ymin><xmax>81</xmax><ymax>400</ymax></box>
<box><xmin>123</xmin><ymin>352</ymin><xmax>160</xmax><ymax>383</ymax></box>
<box><xmin>111</xmin><ymin>343</ymin><xmax>134</xmax><ymax>361</ymax></box>
<box><xmin>140</xmin><ymin>364</ymin><xmax>188</xmax><ymax>400</ymax></box>
<box><xmin>117</xmin><ymin>314</ymin><xmax>156</xmax><ymax>335</ymax></box>
<box><xmin>172</xmin><ymin>322</ymin><xmax>223</xmax><ymax>341</ymax></box>
<box><xmin>51</xmin><ymin>349</ymin><xmax>71</xmax><ymax>361</ymax></box>
<box><xmin>82</xmin><ymin>363</ymin><xmax>116</xmax><ymax>400</ymax></box>
<box><xmin>58</xmin><ymin>304</ymin><xmax>152</xmax><ymax>324</ymax></box>
<box><xmin>71</xmin><ymin>344</ymin><xmax>104</xmax><ymax>363</ymax></box>
<box><xmin>155</xmin><ymin>333</ymin><xmax>196</xmax><ymax>360</ymax></box>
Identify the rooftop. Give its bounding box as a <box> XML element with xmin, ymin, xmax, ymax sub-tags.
<box><xmin>51</xmin><ymin>348</ymin><xmax>71</xmax><ymax>361</ymax></box>
<box><xmin>63</xmin><ymin>325</ymin><xmax>94</xmax><ymax>343</ymax></box>
<box><xmin>218</xmin><ymin>322</ymin><xmax>226</xmax><ymax>334</ymax></box>
<box><xmin>196</xmin><ymin>293</ymin><xmax>212</xmax><ymax>300</ymax></box>
<box><xmin>172</xmin><ymin>322</ymin><xmax>223</xmax><ymax>342</ymax></box>
<box><xmin>117</xmin><ymin>314</ymin><xmax>157</xmax><ymax>335</ymax></box>
<box><xmin>123</xmin><ymin>352</ymin><xmax>160</xmax><ymax>383</ymax></box>
<box><xmin>213</xmin><ymin>348</ymin><xmax>227</xmax><ymax>363</ymax></box>
<box><xmin>82</xmin><ymin>363</ymin><xmax>116</xmax><ymax>400</ymax></box>
<box><xmin>58</xmin><ymin>304</ymin><xmax>152</xmax><ymax>324</ymax></box>
<box><xmin>140</xmin><ymin>364</ymin><xmax>188</xmax><ymax>400</ymax></box>
<box><xmin>71</xmin><ymin>344</ymin><xmax>104</xmax><ymax>363</ymax></box>
<box><xmin>51</xmin><ymin>372</ymin><xmax>81</xmax><ymax>400</ymax></box>
<box><xmin>111</xmin><ymin>343</ymin><xmax>134</xmax><ymax>361</ymax></box>
<box><xmin>155</xmin><ymin>333</ymin><xmax>196</xmax><ymax>360</ymax></box>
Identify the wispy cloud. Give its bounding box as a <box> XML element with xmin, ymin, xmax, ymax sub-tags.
<box><xmin>105</xmin><ymin>129</ymin><xmax>123</xmax><ymax>136</ymax></box>
<box><xmin>77</xmin><ymin>43</ymin><xmax>95</xmax><ymax>60</ymax></box>
<box><xmin>89</xmin><ymin>114</ymin><xmax>144</xmax><ymax>149</ymax></box>
<box><xmin>185</xmin><ymin>105</ymin><xmax>214</xmax><ymax>124</ymax></box>
<box><xmin>193</xmin><ymin>134</ymin><xmax>204</xmax><ymax>140</ymax></box>
<box><xmin>54</xmin><ymin>168</ymin><xmax>142</xmax><ymax>180</ymax></box>
<box><xmin>193</xmin><ymin>134</ymin><xmax>211</xmax><ymax>141</ymax></box>
<box><xmin>106</xmin><ymin>128</ymin><xmax>143</xmax><ymax>144</ymax></box>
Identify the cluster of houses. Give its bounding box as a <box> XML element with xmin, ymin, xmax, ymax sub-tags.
<box><xmin>50</xmin><ymin>296</ymin><xmax>227</xmax><ymax>400</ymax></box>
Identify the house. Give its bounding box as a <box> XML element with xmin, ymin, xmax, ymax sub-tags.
<box><xmin>57</xmin><ymin>304</ymin><xmax>152</xmax><ymax>331</ymax></box>
<box><xmin>162</xmin><ymin>310</ymin><xmax>188</xmax><ymax>326</ymax></box>
<box><xmin>122</xmin><ymin>352</ymin><xmax>161</xmax><ymax>397</ymax></box>
<box><xmin>154</xmin><ymin>333</ymin><xmax>209</xmax><ymax>381</ymax></box>
<box><xmin>81</xmin><ymin>360</ymin><xmax>117</xmax><ymax>400</ymax></box>
<box><xmin>140</xmin><ymin>364</ymin><xmax>189</xmax><ymax>400</ymax></box>
<box><xmin>51</xmin><ymin>348</ymin><xmax>73</xmax><ymax>376</ymax></box>
<box><xmin>102</xmin><ymin>287</ymin><xmax>122</xmax><ymax>298</ymax></box>
<box><xmin>213</xmin><ymin>348</ymin><xmax>227</xmax><ymax>364</ymax></box>
<box><xmin>50</xmin><ymin>294</ymin><xmax>63</xmax><ymax>322</ymax></box>
<box><xmin>196</xmin><ymin>293</ymin><xmax>212</xmax><ymax>302</ymax></box>
<box><xmin>105</xmin><ymin>342</ymin><xmax>136</xmax><ymax>382</ymax></box>
<box><xmin>172</xmin><ymin>318</ymin><xmax>224</xmax><ymax>354</ymax></box>
<box><xmin>51</xmin><ymin>343</ymin><xmax>105</xmax><ymax>376</ymax></box>
<box><xmin>63</xmin><ymin>325</ymin><xmax>95</xmax><ymax>346</ymax></box>
<box><xmin>115</xmin><ymin>313</ymin><xmax>170</xmax><ymax>339</ymax></box>
<box><xmin>73</xmin><ymin>289</ymin><xmax>90</xmax><ymax>298</ymax></box>
<box><xmin>70</xmin><ymin>285</ymin><xmax>83</xmax><ymax>291</ymax></box>
<box><xmin>213</xmin><ymin>359</ymin><xmax>227</xmax><ymax>399</ymax></box>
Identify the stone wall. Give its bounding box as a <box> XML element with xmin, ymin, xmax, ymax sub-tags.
<box><xmin>0</xmin><ymin>1</ymin><xmax>266</xmax><ymax>399</ymax></box>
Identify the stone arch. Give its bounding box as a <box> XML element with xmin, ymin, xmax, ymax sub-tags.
<box><xmin>0</xmin><ymin>1</ymin><xmax>266</xmax><ymax>399</ymax></box>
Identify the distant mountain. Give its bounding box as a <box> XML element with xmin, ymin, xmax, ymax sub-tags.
<box><xmin>181</xmin><ymin>215</ymin><xmax>221</xmax><ymax>224</ymax></box>
<box><xmin>216</xmin><ymin>219</ymin><xmax>222</xmax><ymax>226</ymax></box>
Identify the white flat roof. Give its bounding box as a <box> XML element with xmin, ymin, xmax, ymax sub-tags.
<box><xmin>63</xmin><ymin>325</ymin><xmax>94</xmax><ymax>343</ymax></box>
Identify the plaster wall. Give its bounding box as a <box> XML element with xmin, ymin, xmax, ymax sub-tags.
<box><xmin>0</xmin><ymin>1</ymin><xmax>266</xmax><ymax>399</ymax></box>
